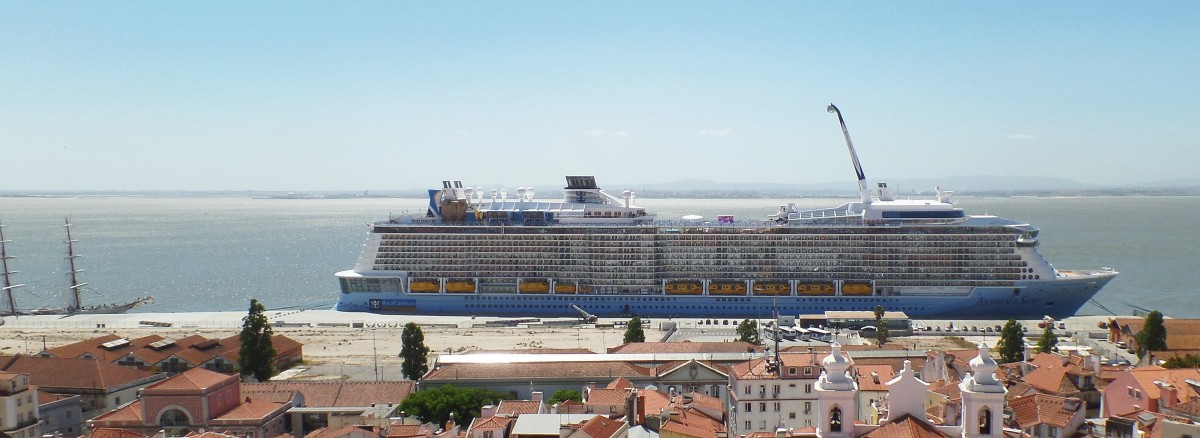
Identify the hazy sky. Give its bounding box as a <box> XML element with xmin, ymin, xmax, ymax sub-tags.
<box><xmin>2</xmin><ymin>2</ymin><xmax>1196</xmax><ymax>191</ymax></box>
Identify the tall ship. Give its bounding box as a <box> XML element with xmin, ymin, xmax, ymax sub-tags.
<box><xmin>2</xmin><ymin>218</ymin><xmax>152</xmax><ymax>316</ymax></box>
<box><xmin>334</xmin><ymin>105</ymin><xmax>1117</xmax><ymax>319</ymax></box>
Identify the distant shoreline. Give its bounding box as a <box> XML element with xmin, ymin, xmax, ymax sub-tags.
<box><xmin>4</xmin><ymin>188</ymin><xmax>1200</xmax><ymax>199</ymax></box>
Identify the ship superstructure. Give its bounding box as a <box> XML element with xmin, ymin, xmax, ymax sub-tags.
<box><xmin>334</xmin><ymin>106</ymin><xmax>1117</xmax><ymax>318</ymax></box>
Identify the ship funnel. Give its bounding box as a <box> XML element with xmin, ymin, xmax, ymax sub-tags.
<box><xmin>827</xmin><ymin>104</ymin><xmax>871</xmax><ymax>204</ymax></box>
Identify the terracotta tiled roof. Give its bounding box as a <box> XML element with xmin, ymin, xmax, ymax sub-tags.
<box><xmin>929</xmin><ymin>381</ymin><xmax>962</xmax><ymax>402</ymax></box>
<box><xmin>1164</xmin><ymin>397</ymin><xmax>1200</xmax><ymax>418</ymax></box>
<box><xmin>91</xmin><ymin>400</ymin><xmax>145</xmax><ymax>422</ymax></box>
<box><xmin>579</xmin><ymin>415</ymin><xmax>624</xmax><ymax>438</ymax></box>
<box><xmin>680</xmin><ymin>391</ymin><xmax>723</xmax><ymax>412</ymax></box>
<box><xmin>36</xmin><ymin>388</ymin><xmax>72</xmax><ymax>404</ymax></box>
<box><xmin>0</xmin><ymin>355</ymin><xmax>159</xmax><ymax>390</ymax></box>
<box><xmin>145</xmin><ymin>366</ymin><xmax>233</xmax><ymax>391</ymax></box>
<box><xmin>423</xmin><ymin>361</ymin><xmax>652</xmax><ymax>380</ymax></box>
<box><xmin>242</xmin><ymin>381</ymin><xmax>414</xmax><ymax>407</ymax></box>
<box><xmin>660</xmin><ymin>407</ymin><xmax>724</xmax><ymax>438</ymax></box>
<box><xmin>862</xmin><ymin>413</ymin><xmax>953</xmax><ymax>438</ymax></box>
<box><xmin>1112</xmin><ymin>318</ymin><xmax>1200</xmax><ymax>351</ymax></box>
<box><xmin>607</xmin><ymin>342</ymin><xmax>762</xmax><ymax>354</ymax></box>
<box><xmin>468</xmin><ymin>416</ymin><xmax>512</xmax><ymax>431</ymax></box>
<box><xmin>1125</xmin><ymin>367</ymin><xmax>1200</xmax><ymax>402</ymax></box>
<box><xmin>856</xmin><ymin>365</ymin><xmax>896</xmax><ymax>391</ymax></box>
<box><xmin>213</xmin><ymin>398</ymin><xmax>287</xmax><ymax>421</ymax></box>
<box><xmin>585</xmin><ymin>388</ymin><xmax>628</xmax><ymax>406</ymax></box>
<box><xmin>1010</xmin><ymin>394</ymin><xmax>1083</xmax><ymax>429</ymax></box>
<box><xmin>43</xmin><ymin>334</ymin><xmax>125</xmax><ymax>359</ymax></box>
<box><xmin>607</xmin><ymin>377</ymin><xmax>634</xmax><ymax>389</ymax></box>
<box><xmin>555</xmin><ymin>399</ymin><xmax>589</xmax><ymax>414</ymax></box>
<box><xmin>495</xmin><ymin>400</ymin><xmax>543</xmax><ymax>416</ymax></box>
<box><xmin>639</xmin><ymin>390</ymin><xmax>671</xmax><ymax>418</ymax></box>
<box><xmin>305</xmin><ymin>424</ymin><xmax>384</xmax><ymax>438</ymax></box>
<box><xmin>1005</xmin><ymin>383</ymin><xmax>1040</xmax><ymax>401</ymax></box>
<box><xmin>655</xmin><ymin>360</ymin><xmax>729</xmax><ymax>379</ymax></box>
<box><xmin>854</xmin><ymin>357</ymin><xmax>927</xmax><ymax>375</ymax></box>
<box><xmin>1022</xmin><ymin>363</ymin><xmax>1082</xmax><ymax>395</ymax></box>
<box><xmin>89</xmin><ymin>427</ymin><xmax>150</xmax><ymax>438</ymax></box>
<box><xmin>386</xmin><ymin>424</ymin><xmax>424</xmax><ymax>438</ymax></box>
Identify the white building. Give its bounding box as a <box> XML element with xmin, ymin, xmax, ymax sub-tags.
<box><xmin>1</xmin><ymin>371</ymin><xmax>40</xmax><ymax>438</ymax></box>
<box><xmin>729</xmin><ymin>349</ymin><xmax>842</xmax><ymax>435</ymax></box>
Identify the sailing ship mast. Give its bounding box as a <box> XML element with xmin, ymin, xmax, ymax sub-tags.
<box><xmin>1</xmin><ymin>220</ymin><xmax>25</xmax><ymax>315</ymax></box>
<box><xmin>64</xmin><ymin>218</ymin><xmax>88</xmax><ymax>312</ymax></box>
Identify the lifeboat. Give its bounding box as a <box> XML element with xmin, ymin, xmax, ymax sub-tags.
<box><xmin>445</xmin><ymin>279</ymin><xmax>476</xmax><ymax>293</ymax></box>
<box><xmin>519</xmin><ymin>279</ymin><xmax>551</xmax><ymax>294</ymax></box>
<box><xmin>796</xmin><ymin>282</ymin><xmax>836</xmax><ymax>296</ymax></box>
<box><xmin>554</xmin><ymin>282</ymin><xmax>577</xmax><ymax>294</ymax></box>
<box><xmin>409</xmin><ymin>279</ymin><xmax>440</xmax><ymax>293</ymax></box>
<box><xmin>753</xmin><ymin>281</ymin><xmax>791</xmax><ymax>296</ymax></box>
<box><xmin>842</xmin><ymin>283</ymin><xmax>873</xmax><ymax>296</ymax></box>
<box><xmin>708</xmin><ymin>281</ymin><xmax>748</xmax><ymax>296</ymax></box>
<box><xmin>665</xmin><ymin>281</ymin><xmax>704</xmax><ymax>295</ymax></box>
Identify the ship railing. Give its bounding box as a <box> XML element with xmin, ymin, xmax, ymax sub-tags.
<box><xmin>788</xmin><ymin>208</ymin><xmax>858</xmax><ymax>220</ymax></box>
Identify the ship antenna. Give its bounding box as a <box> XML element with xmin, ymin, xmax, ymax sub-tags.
<box><xmin>827</xmin><ymin>104</ymin><xmax>871</xmax><ymax>204</ymax></box>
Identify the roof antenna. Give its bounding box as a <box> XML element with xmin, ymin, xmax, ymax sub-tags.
<box><xmin>827</xmin><ymin>104</ymin><xmax>871</xmax><ymax>204</ymax></box>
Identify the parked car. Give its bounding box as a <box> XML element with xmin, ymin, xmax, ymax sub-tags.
<box><xmin>1116</xmin><ymin>341</ymin><xmax>1128</xmax><ymax>349</ymax></box>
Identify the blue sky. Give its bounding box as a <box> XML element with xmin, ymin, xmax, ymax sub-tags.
<box><xmin>2</xmin><ymin>2</ymin><xmax>1196</xmax><ymax>191</ymax></box>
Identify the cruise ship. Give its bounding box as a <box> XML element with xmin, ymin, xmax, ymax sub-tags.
<box><xmin>334</xmin><ymin>105</ymin><xmax>1117</xmax><ymax>319</ymax></box>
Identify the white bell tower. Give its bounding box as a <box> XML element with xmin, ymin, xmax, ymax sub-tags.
<box><xmin>960</xmin><ymin>343</ymin><xmax>1006</xmax><ymax>438</ymax></box>
<box><xmin>816</xmin><ymin>343</ymin><xmax>857</xmax><ymax>438</ymax></box>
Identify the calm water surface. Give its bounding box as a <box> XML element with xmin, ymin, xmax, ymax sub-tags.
<box><xmin>0</xmin><ymin>196</ymin><xmax>1194</xmax><ymax>317</ymax></box>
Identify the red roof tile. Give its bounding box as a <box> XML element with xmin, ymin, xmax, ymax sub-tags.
<box><xmin>495</xmin><ymin>400</ymin><xmax>543</xmax><ymax>416</ymax></box>
<box><xmin>862</xmin><ymin>414</ymin><xmax>953</xmax><ymax>438</ymax></box>
<box><xmin>1</xmin><ymin>355</ymin><xmax>160</xmax><ymax>390</ymax></box>
<box><xmin>145</xmin><ymin>367</ymin><xmax>234</xmax><ymax>391</ymax></box>
<box><xmin>585</xmin><ymin>388</ymin><xmax>628</xmax><ymax>406</ymax></box>
<box><xmin>607</xmin><ymin>377</ymin><xmax>634</xmax><ymax>389</ymax></box>
<box><xmin>213</xmin><ymin>398</ymin><xmax>288</xmax><ymax>421</ymax></box>
<box><xmin>468</xmin><ymin>416</ymin><xmax>512</xmax><ymax>432</ymax></box>
<box><xmin>242</xmin><ymin>381</ymin><xmax>414</xmax><ymax>407</ymax></box>
<box><xmin>579</xmin><ymin>415</ymin><xmax>625</xmax><ymax>438</ymax></box>
<box><xmin>89</xmin><ymin>427</ymin><xmax>151</xmax><ymax>438</ymax></box>
<box><xmin>91</xmin><ymin>400</ymin><xmax>145</xmax><ymax>423</ymax></box>
<box><xmin>856</xmin><ymin>365</ymin><xmax>896</xmax><ymax>391</ymax></box>
<box><xmin>1009</xmin><ymin>394</ymin><xmax>1083</xmax><ymax>429</ymax></box>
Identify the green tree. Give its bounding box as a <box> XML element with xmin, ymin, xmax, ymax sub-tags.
<box><xmin>736</xmin><ymin>319</ymin><xmax>762</xmax><ymax>345</ymax></box>
<box><xmin>400</xmin><ymin>322</ymin><xmax>431</xmax><ymax>380</ymax></box>
<box><xmin>238</xmin><ymin>298</ymin><xmax>276</xmax><ymax>382</ymax></box>
<box><xmin>624</xmin><ymin>317</ymin><xmax>646</xmax><ymax>343</ymax></box>
<box><xmin>547</xmin><ymin>389</ymin><xmax>582</xmax><ymax>405</ymax></box>
<box><xmin>1037</xmin><ymin>326</ymin><xmax>1059</xmax><ymax>353</ymax></box>
<box><xmin>996</xmin><ymin>319</ymin><xmax>1025</xmax><ymax>363</ymax></box>
<box><xmin>876</xmin><ymin>320</ymin><xmax>889</xmax><ymax>347</ymax></box>
<box><xmin>1163</xmin><ymin>354</ymin><xmax>1200</xmax><ymax>369</ymax></box>
<box><xmin>873</xmin><ymin>305</ymin><xmax>888</xmax><ymax>346</ymax></box>
<box><xmin>1137</xmin><ymin>310</ymin><xmax>1168</xmax><ymax>356</ymax></box>
<box><xmin>396</xmin><ymin>385</ymin><xmax>510</xmax><ymax>427</ymax></box>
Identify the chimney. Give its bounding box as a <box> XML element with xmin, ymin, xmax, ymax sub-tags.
<box><xmin>1159</xmin><ymin>382</ymin><xmax>1179</xmax><ymax>408</ymax></box>
<box><xmin>482</xmin><ymin>404</ymin><xmax>497</xmax><ymax>419</ymax></box>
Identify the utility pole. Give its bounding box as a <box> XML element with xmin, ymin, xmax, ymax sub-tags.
<box><xmin>372</xmin><ymin>328</ymin><xmax>380</xmax><ymax>381</ymax></box>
